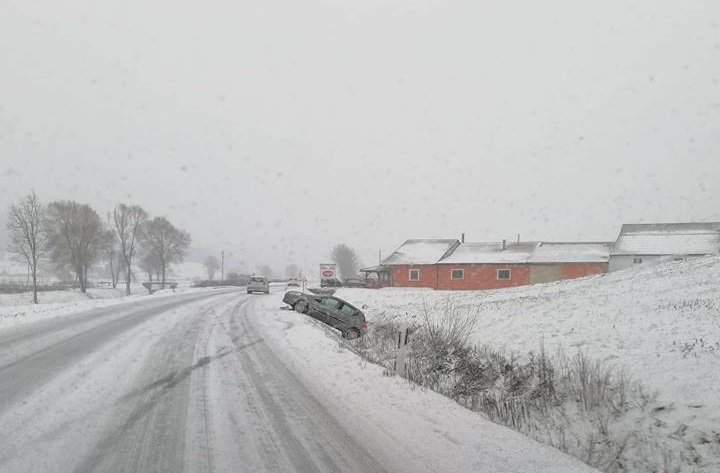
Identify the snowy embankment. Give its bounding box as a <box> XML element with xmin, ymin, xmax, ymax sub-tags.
<box><xmin>0</xmin><ymin>285</ymin><xmax>222</xmax><ymax>329</ymax></box>
<box><xmin>331</xmin><ymin>256</ymin><xmax>720</xmax><ymax>471</ymax></box>
<box><xmin>248</xmin><ymin>296</ymin><xmax>599</xmax><ymax>472</ymax></box>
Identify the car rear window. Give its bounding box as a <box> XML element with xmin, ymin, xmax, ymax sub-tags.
<box><xmin>340</xmin><ymin>304</ymin><xmax>358</xmax><ymax>317</ymax></box>
<box><xmin>250</xmin><ymin>277</ymin><xmax>265</xmax><ymax>283</ymax></box>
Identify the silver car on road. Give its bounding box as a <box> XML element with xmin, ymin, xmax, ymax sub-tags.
<box><xmin>247</xmin><ymin>276</ymin><xmax>270</xmax><ymax>294</ymax></box>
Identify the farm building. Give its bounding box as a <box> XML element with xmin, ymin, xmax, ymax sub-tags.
<box><xmin>380</xmin><ymin>239</ymin><xmax>460</xmax><ymax>288</ymax></box>
<box><xmin>609</xmin><ymin>222</ymin><xmax>720</xmax><ymax>271</ymax></box>
<box><xmin>435</xmin><ymin>241</ymin><xmax>536</xmax><ymax>290</ymax></box>
<box><xmin>380</xmin><ymin>239</ymin><xmax>612</xmax><ymax>290</ymax></box>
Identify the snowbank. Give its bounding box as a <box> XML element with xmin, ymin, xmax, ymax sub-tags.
<box><xmin>0</xmin><ymin>286</ymin><xmax>225</xmax><ymax>329</ymax></box>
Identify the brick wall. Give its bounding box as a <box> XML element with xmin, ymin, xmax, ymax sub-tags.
<box><xmin>436</xmin><ymin>264</ymin><xmax>530</xmax><ymax>290</ymax></box>
<box><xmin>560</xmin><ymin>262</ymin><xmax>608</xmax><ymax>279</ymax></box>
<box><xmin>390</xmin><ymin>262</ymin><xmax>608</xmax><ymax>290</ymax></box>
<box><xmin>391</xmin><ymin>265</ymin><xmax>438</xmax><ymax>288</ymax></box>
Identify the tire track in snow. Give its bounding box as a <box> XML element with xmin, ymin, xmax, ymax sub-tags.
<box><xmin>71</xmin><ymin>293</ymin><xmax>244</xmax><ymax>473</ymax></box>
<box><xmin>227</xmin><ymin>298</ymin><xmax>388</xmax><ymax>473</ymax></box>
<box><xmin>0</xmin><ymin>291</ymin><xmax>234</xmax><ymax>412</ymax></box>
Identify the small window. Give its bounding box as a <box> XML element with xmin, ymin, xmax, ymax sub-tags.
<box><xmin>451</xmin><ymin>269</ymin><xmax>464</xmax><ymax>279</ymax></box>
<box><xmin>633</xmin><ymin>257</ymin><xmax>643</xmax><ymax>264</ymax></box>
<box><xmin>409</xmin><ymin>269</ymin><xmax>420</xmax><ymax>281</ymax></box>
<box><xmin>497</xmin><ymin>269</ymin><xmax>511</xmax><ymax>280</ymax></box>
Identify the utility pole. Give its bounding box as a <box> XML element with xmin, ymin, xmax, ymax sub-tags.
<box><xmin>221</xmin><ymin>250</ymin><xmax>225</xmax><ymax>284</ymax></box>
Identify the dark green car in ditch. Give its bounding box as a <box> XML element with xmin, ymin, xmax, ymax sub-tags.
<box><xmin>282</xmin><ymin>291</ymin><xmax>368</xmax><ymax>339</ymax></box>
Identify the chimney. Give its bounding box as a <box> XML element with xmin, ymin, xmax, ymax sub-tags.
<box><xmin>502</xmin><ymin>239</ymin><xmax>506</xmax><ymax>250</ymax></box>
<box><xmin>461</xmin><ymin>233</ymin><xmax>465</xmax><ymax>243</ymax></box>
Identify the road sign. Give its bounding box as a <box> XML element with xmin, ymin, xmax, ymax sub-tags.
<box><xmin>319</xmin><ymin>263</ymin><xmax>336</xmax><ymax>279</ymax></box>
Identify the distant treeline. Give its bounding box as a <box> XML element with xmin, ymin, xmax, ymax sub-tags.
<box><xmin>6</xmin><ymin>191</ymin><xmax>191</xmax><ymax>303</ymax></box>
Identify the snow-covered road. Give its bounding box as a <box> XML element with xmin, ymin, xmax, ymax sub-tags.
<box><xmin>0</xmin><ymin>288</ymin><xmax>596</xmax><ymax>473</ymax></box>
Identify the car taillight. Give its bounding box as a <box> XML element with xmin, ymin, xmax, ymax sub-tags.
<box><xmin>361</xmin><ymin>322</ymin><xmax>368</xmax><ymax>329</ymax></box>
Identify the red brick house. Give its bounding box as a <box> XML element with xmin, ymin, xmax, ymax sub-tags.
<box><xmin>381</xmin><ymin>239</ymin><xmax>460</xmax><ymax>288</ymax></box>
<box><xmin>435</xmin><ymin>242</ymin><xmax>537</xmax><ymax>290</ymax></box>
<box><xmin>382</xmin><ymin>239</ymin><xmax>611</xmax><ymax>290</ymax></box>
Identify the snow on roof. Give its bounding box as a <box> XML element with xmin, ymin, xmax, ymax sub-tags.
<box><xmin>438</xmin><ymin>242</ymin><xmax>539</xmax><ymax>264</ymax></box>
<box><xmin>382</xmin><ymin>239</ymin><xmax>460</xmax><ymax>265</ymax></box>
<box><xmin>611</xmin><ymin>222</ymin><xmax>720</xmax><ymax>256</ymax></box>
<box><xmin>529</xmin><ymin>242</ymin><xmax>613</xmax><ymax>263</ymax></box>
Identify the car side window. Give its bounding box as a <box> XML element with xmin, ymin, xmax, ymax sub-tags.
<box><xmin>321</xmin><ymin>298</ymin><xmax>342</xmax><ymax>309</ymax></box>
<box><xmin>340</xmin><ymin>304</ymin><xmax>358</xmax><ymax>317</ymax></box>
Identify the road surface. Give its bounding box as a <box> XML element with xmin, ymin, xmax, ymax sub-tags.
<box><xmin>0</xmin><ymin>289</ymin><xmax>390</xmax><ymax>473</ymax></box>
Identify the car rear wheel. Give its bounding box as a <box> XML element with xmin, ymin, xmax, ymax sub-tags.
<box><xmin>345</xmin><ymin>328</ymin><xmax>360</xmax><ymax>340</ymax></box>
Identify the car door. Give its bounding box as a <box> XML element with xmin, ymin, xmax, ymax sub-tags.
<box><xmin>327</xmin><ymin>302</ymin><xmax>358</xmax><ymax>331</ymax></box>
<box><xmin>314</xmin><ymin>297</ymin><xmax>342</xmax><ymax>324</ymax></box>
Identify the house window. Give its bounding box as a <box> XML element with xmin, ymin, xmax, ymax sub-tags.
<box><xmin>633</xmin><ymin>257</ymin><xmax>643</xmax><ymax>264</ymax></box>
<box><xmin>451</xmin><ymin>269</ymin><xmax>464</xmax><ymax>280</ymax></box>
<box><xmin>409</xmin><ymin>269</ymin><xmax>420</xmax><ymax>281</ymax></box>
<box><xmin>497</xmin><ymin>269</ymin><xmax>511</xmax><ymax>280</ymax></box>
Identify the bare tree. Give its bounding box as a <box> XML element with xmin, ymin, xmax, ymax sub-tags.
<box><xmin>45</xmin><ymin>201</ymin><xmax>104</xmax><ymax>293</ymax></box>
<box><xmin>102</xmin><ymin>228</ymin><xmax>122</xmax><ymax>289</ymax></box>
<box><xmin>112</xmin><ymin>204</ymin><xmax>148</xmax><ymax>295</ymax></box>
<box><xmin>285</xmin><ymin>263</ymin><xmax>300</xmax><ymax>279</ymax></box>
<box><xmin>331</xmin><ymin>243</ymin><xmax>360</xmax><ymax>279</ymax></box>
<box><xmin>204</xmin><ymin>255</ymin><xmax>220</xmax><ymax>281</ymax></box>
<box><xmin>140</xmin><ymin>217</ymin><xmax>191</xmax><ymax>288</ymax></box>
<box><xmin>6</xmin><ymin>192</ymin><xmax>46</xmax><ymax>303</ymax></box>
<box><xmin>139</xmin><ymin>250</ymin><xmax>162</xmax><ymax>282</ymax></box>
<box><xmin>260</xmin><ymin>265</ymin><xmax>274</xmax><ymax>278</ymax></box>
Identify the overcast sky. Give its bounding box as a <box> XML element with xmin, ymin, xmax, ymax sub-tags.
<box><xmin>1</xmin><ymin>0</ymin><xmax>719</xmax><ymax>275</ymax></box>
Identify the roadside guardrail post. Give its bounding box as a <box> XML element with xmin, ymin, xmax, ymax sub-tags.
<box><xmin>394</xmin><ymin>325</ymin><xmax>411</xmax><ymax>378</ymax></box>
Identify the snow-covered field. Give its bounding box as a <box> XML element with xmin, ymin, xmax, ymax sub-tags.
<box><xmin>331</xmin><ymin>256</ymin><xmax>720</xmax><ymax>470</ymax></box>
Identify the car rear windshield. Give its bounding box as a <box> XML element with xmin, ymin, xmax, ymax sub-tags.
<box><xmin>250</xmin><ymin>277</ymin><xmax>265</xmax><ymax>282</ymax></box>
<box><xmin>340</xmin><ymin>304</ymin><xmax>358</xmax><ymax>317</ymax></box>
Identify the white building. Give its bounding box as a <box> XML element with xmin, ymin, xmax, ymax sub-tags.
<box><xmin>609</xmin><ymin>222</ymin><xmax>720</xmax><ymax>271</ymax></box>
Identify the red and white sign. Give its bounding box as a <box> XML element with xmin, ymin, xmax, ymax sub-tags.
<box><xmin>319</xmin><ymin>263</ymin><xmax>336</xmax><ymax>279</ymax></box>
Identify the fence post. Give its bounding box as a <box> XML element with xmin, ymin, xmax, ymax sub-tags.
<box><xmin>394</xmin><ymin>325</ymin><xmax>411</xmax><ymax>378</ymax></box>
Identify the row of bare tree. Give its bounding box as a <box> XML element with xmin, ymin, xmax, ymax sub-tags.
<box><xmin>6</xmin><ymin>192</ymin><xmax>191</xmax><ymax>303</ymax></box>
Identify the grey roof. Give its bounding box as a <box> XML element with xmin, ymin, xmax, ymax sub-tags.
<box><xmin>382</xmin><ymin>239</ymin><xmax>460</xmax><ymax>265</ymax></box>
<box><xmin>529</xmin><ymin>242</ymin><xmax>613</xmax><ymax>263</ymax></box>
<box><xmin>611</xmin><ymin>222</ymin><xmax>720</xmax><ymax>256</ymax></box>
<box><xmin>438</xmin><ymin>242</ymin><xmax>539</xmax><ymax>264</ymax></box>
